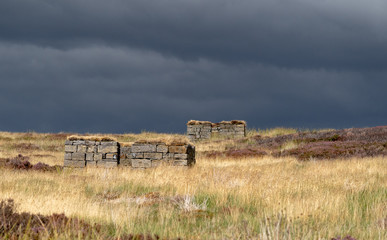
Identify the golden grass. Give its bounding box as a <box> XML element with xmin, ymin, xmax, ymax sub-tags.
<box><xmin>187</xmin><ymin>120</ymin><xmax>246</xmax><ymax>126</ymax></box>
<box><xmin>187</xmin><ymin>120</ymin><xmax>212</xmax><ymax>125</ymax></box>
<box><xmin>67</xmin><ymin>135</ymin><xmax>117</xmax><ymax>142</ymax></box>
<box><xmin>0</xmin><ymin>131</ymin><xmax>386</xmax><ymax>239</ymax></box>
<box><xmin>135</xmin><ymin>136</ymin><xmax>191</xmax><ymax>146</ymax></box>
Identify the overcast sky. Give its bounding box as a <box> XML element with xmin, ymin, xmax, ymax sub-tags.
<box><xmin>0</xmin><ymin>0</ymin><xmax>386</xmax><ymax>133</ymax></box>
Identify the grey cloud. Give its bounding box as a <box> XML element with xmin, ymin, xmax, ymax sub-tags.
<box><xmin>0</xmin><ymin>0</ymin><xmax>386</xmax><ymax>70</ymax></box>
<box><xmin>0</xmin><ymin>42</ymin><xmax>386</xmax><ymax>133</ymax></box>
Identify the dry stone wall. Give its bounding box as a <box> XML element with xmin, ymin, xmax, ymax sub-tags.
<box><xmin>64</xmin><ymin>139</ymin><xmax>119</xmax><ymax>168</ymax></box>
<box><xmin>129</xmin><ymin>142</ymin><xmax>195</xmax><ymax>168</ymax></box>
<box><xmin>64</xmin><ymin>137</ymin><xmax>195</xmax><ymax>169</ymax></box>
<box><xmin>187</xmin><ymin>120</ymin><xmax>246</xmax><ymax>141</ymax></box>
<box><xmin>186</xmin><ymin>121</ymin><xmax>212</xmax><ymax>141</ymax></box>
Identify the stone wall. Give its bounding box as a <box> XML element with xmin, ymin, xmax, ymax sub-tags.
<box><xmin>187</xmin><ymin>120</ymin><xmax>246</xmax><ymax>141</ymax></box>
<box><xmin>64</xmin><ymin>137</ymin><xmax>195</xmax><ymax>169</ymax></box>
<box><xmin>186</xmin><ymin>121</ymin><xmax>212</xmax><ymax>141</ymax></box>
<box><xmin>129</xmin><ymin>141</ymin><xmax>195</xmax><ymax>168</ymax></box>
<box><xmin>64</xmin><ymin>138</ymin><xmax>119</xmax><ymax>168</ymax></box>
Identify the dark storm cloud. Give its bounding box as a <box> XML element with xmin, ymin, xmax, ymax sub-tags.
<box><xmin>0</xmin><ymin>0</ymin><xmax>386</xmax><ymax>133</ymax></box>
<box><xmin>1</xmin><ymin>0</ymin><xmax>386</xmax><ymax>69</ymax></box>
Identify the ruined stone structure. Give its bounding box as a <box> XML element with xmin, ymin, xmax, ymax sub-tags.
<box><xmin>121</xmin><ymin>141</ymin><xmax>195</xmax><ymax>168</ymax></box>
<box><xmin>64</xmin><ymin>136</ymin><xmax>195</xmax><ymax>168</ymax></box>
<box><xmin>187</xmin><ymin>120</ymin><xmax>246</xmax><ymax>141</ymax></box>
<box><xmin>64</xmin><ymin>137</ymin><xmax>119</xmax><ymax>168</ymax></box>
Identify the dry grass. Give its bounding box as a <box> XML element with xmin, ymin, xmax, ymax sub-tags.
<box><xmin>135</xmin><ymin>136</ymin><xmax>191</xmax><ymax>146</ymax></box>
<box><xmin>0</xmin><ymin>130</ymin><xmax>386</xmax><ymax>239</ymax></box>
<box><xmin>187</xmin><ymin>120</ymin><xmax>212</xmax><ymax>125</ymax></box>
<box><xmin>67</xmin><ymin>135</ymin><xmax>117</xmax><ymax>142</ymax></box>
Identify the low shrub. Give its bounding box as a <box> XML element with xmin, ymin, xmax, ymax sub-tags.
<box><xmin>0</xmin><ymin>154</ymin><xmax>62</xmax><ymax>171</ymax></box>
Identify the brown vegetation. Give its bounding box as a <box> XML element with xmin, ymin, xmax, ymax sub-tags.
<box><xmin>67</xmin><ymin>135</ymin><xmax>117</xmax><ymax>142</ymax></box>
<box><xmin>207</xmin><ymin>126</ymin><xmax>387</xmax><ymax>160</ymax></box>
<box><xmin>0</xmin><ymin>199</ymin><xmax>164</xmax><ymax>239</ymax></box>
<box><xmin>0</xmin><ymin>154</ymin><xmax>62</xmax><ymax>171</ymax></box>
<box><xmin>186</xmin><ymin>120</ymin><xmax>212</xmax><ymax>125</ymax></box>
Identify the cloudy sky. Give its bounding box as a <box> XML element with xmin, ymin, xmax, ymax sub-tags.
<box><xmin>0</xmin><ymin>0</ymin><xmax>386</xmax><ymax>133</ymax></box>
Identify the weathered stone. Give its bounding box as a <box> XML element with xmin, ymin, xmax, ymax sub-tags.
<box><xmin>87</xmin><ymin>146</ymin><xmax>96</xmax><ymax>152</ymax></box>
<box><xmin>131</xmin><ymin>159</ymin><xmax>152</xmax><ymax>168</ymax></box>
<box><xmin>64</xmin><ymin>160</ymin><xmax>85</xmax><ymax>168</ymax></box>
<box><xmin>86</xmin><ymin>153</ymin><xmax>94</xmax><ymax>161</ymax></box>
<box><xmin>169</xmin><ymin>145</ymin><xmax>187</xmax><ymax>154</ymax></box>
<box><xmin>101</xmin><ymin>141</ymin><xmax>118</xmax><ymax>146</ymax></box>
<box><xmin>151</xmin><ymin>160</ymin><xmax>163</xmax><ymax>167</ymax></box>
<box><xmin>174</xmin><ymin>154</ymin><xmax>188</xmax><ymax>160</ymax></box>
<box><xmin>85</xmin><ymin>140</ymin><xmax>96</xmax><ymax>145</ymax></box>
<box><xmin>64</xmin><ymin>153</ymin><xmax>72</xmax><ymax>160</ymax></box>
<box><xmin>120</xmin><ymin>158</ymin><xmax>131</xmax><ymax>166</ymax></box>
<box><xmin>131</xmin><ymin>152</ymin><xmax>144</xmax><ymax>158</ymax></box>
<box><xmin>65</xmin><ymin>140</ymin><xmax>72</xmax><ymax>145</ymax></box>
<box><xmin>72</xmin><ymin>140</ymin><xmax>85</xmax><ymax>145</ymax></box>
<box><xmin>106</xmin><ymin>153</ymin><xmax>118</xmax><ymax>160</ymax></box>
<box><xmin>64</xmin><ymin>145</ymin><xmax>77</xmax><ymax>152</ymax></box>
<box><xmin>98</xmin><ymin>145</ymin><xmax>118</xmax><ymax>153</ymax></box>
<box><xmin>86</xmin><ymin>161</ymin><xmax>97</xmax><ymax>166</ymax></box>
<box><xmin>187</xmin><ymin>128</ymin><xmax>195</xmax><ymax>134</ymax></box>
<box><xmin>156</xmin><ymin>144</ymin><xmax>168</xmax><ymax>153</ymax></box>
<box><xmin>94</xmin><ymin>153</ymin><xmax>103</xmax><ymax>161</ymax></box>
<box><xmin>131</xmin><ymin>144</ymin><xmax>156</xmax><ymax>153</ymax></box>
<box><xmin>173</xmin><ymin>160</ymin><xmax>188</xmax><ymax>166</ymax></box>
<box><xmin>144</xmin><ymin>152</ymin><xmax>163</xmax><ymax>160</ymax></box>
<box><xmin>77</xmin><ymin>145</ymin><xmax>87</xmax><ymax>152</ymax></box>
<box><xmin>121</xmin><ymin>146</ymin><xmax>131</xmax><ymax>154</ymax></box>
<box><xmin>72</xmin><ymin>152</ymin><xmax>85</xmax><ymax>161</ymax></box>
<box><xmin>164</xmin><ymin>153</ymin><xmax>174</xmax><ymax>160</ymax></box>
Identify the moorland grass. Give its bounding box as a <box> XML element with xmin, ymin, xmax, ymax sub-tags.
<box><xmin>0</xmin><ymin>130</ymin><xmax>386</xmax><ymax>239</ymax></box>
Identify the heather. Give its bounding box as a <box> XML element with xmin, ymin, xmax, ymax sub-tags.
<box><xmin>0</xmin><ymin>130</ymin><xmax>385</xmax><ymax>239</ymax></box>
<box><xmin>207</xmin><ymin>126</ymin><xmax>387</xmax><ymax>160</ymax></box>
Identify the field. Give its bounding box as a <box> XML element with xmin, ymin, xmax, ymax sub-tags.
<box><xmin>0</xmin><ymin>129</ymin><xmax>386</xmax><ymax>239</ymax></box>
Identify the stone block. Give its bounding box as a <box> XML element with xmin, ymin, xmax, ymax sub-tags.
<box><xmin>131</xmin><ymin>152</ymin><xmax>144</xmax><ymax>158</ymax></box>
<box><xmin>64</xmin><ymin>160</ymin><xmax>85</xmax><ymax>168</ymax></box>
<box><xmin>151</xmin><ymin>160</ymin><xmax>163</xmax><ymax>167</ymax></box>
<box><xmin>173</xmin><ymin>160</ymin><xmax>188</xmax><ymax>166</ymax></box>
<box><xmin>131</xmin><ymin>144</ymin><xmax>156</xmax><ymax>153</ymax></box>
<box><xmin>86</xmin><ymin>161</ymin><xmax>97</xmax><ymax>166</ymax></box>
<box><xmin>101</xmin><ymin>141</ymin><xmax>118</xmax><ymax>146</ymax></box>
<box><xmin>72</xmin><ymin>152</ymin><xmax>85</xmax><ymax>161</ymax></box>
<box><xmin>121</xmin><ymin>146</ymin><xmax>131</xmax><ymax>154</ymax></box>
<box><xmin>132</xmin><ymin>159</ymin><xmax>152</xmax><ymax>168</ymax></box>
<box><xmin>85</xmin><ymin>140</ymin><xmax>96</xmax><ymax>145</ymax></box>
<box><xmin>174</xmin><ymin>154</ymin><xmax>188</xmax><ymax>160</ymax></box>
<box><xmin>72</xmin><ymin>140</ymin><xmax>85</xmax><ymax>145</ymax></box>
<box><xmin>144</xmin><ymin>152</ymin><xmax>163</xmax><ymax>160</ymax></box>
<box><xmin>120</xmin><ymin>158</ymin><xmax>131</xmax><ymax>166</ymax></box>
<box><xmin>106</xmin><ymin>153</ymin><xmax>118</xmax><ymax>161</ymax></box>
<box><xmin>86</xmin><ymin>153</ymin><xmax>94</xmax><ymax>161</ymax></box>
<box><xmin>98</xmin><ymin>145</ymin><xmax>118</xmax><ymax>153</ymax></box>
<box><xmin>65</xmin><ymin>140</ymin><xmax>72</xmax><ymax>145</ymax></box>
<box><xmin>64</xmin><ymin>153</ymin><xmax>72</xmax><ymax>160</ymax></box>
<box><xmin>87</xmin><ymin>146</ymin><xmax>96</xmax><ymax>152</ymax></box>
<box><xmin>94</xmin><ymin>153</ymin><xmax>103</xmax><ymax>161</ymax></box>
<box><xmin>77</xmin><ymin>145</ymin><xmax>87</xmax><ymax>152</ymax></box>
<box><xmin>187</xmin><ymin>128</ymin><xmax>195</xmax><ymax>134</ymax></box>
<box><xmin>164</xmin><ymin>153</ymin><xmax>174</xmax><ymax>160</ymax></box>
<box><xmin>169</xmin><ymin>145</ymin><xmax>187</xmax><ymax>154</ymax></box>
<box><xmin>156</xmin><ymin>144</ymin><xmax>168</xmax><ymax>153</ymax></box>
<box><xmin>64</xmin><ymin>145</ymin><xmax>77</xmax><ymax>152</ymax></box>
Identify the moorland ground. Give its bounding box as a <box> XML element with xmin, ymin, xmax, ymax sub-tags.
<box><xmin>0</xmin><ymin>128</ymin><xmax>386</xmax><ymax>239</ymax></box>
